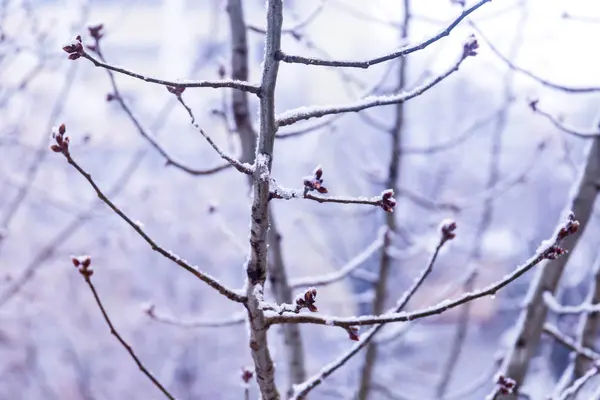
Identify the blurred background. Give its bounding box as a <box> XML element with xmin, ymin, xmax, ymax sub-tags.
<box><xmin>1</xmin><ymin>0</ymin><xmax>600</xmax><ymax>399</ymax></box>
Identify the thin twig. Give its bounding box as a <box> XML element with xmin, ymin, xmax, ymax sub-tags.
<box><xmin>276</xmin><ymin>0</ymin><xmax>490</xmax><ymax>68</ymax></box>
<box><xmin>276</xmin><ymin>40</ymin><xmax>476</xmax><ymax>126</ymax></box>
<box><xmin>78</xmin><ymin>49</ymin><xmax>260</xmax><ymax>94</ymax></box>
<box><xmin>176</xmin><ymin>95</ymin><xmax>253</xmax><ymax>175</ymax></box>
<box><xmin>530</xmin><ymin>101</ymin><xmax>600</xmax><ymax>139</ymax></box>
<box><xmin>53</xmin><ymin>138</ymin><xmax>245</xmax><ymax>303</ymax></box>
<box><xmin>289</xmin><ymin>221</ymin><xmax>456</xmax><ymax>399</ymax></box>
<box><xmin>75</xmin><ymin>260</ymin><xmax>176</xmax><ymax>400</ymax></box>
<box><xmin>268</xmin><ymin>214</ymin><xmax>578</xmax><ymax>328</ymax></box>
<box><xmin>471</xmin><ymin>23</ymin><xmax>600</xmax><ymax>94</ymax></box>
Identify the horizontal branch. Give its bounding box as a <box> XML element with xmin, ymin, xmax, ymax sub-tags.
<box><xmin>144</xmin><ymin>304</ymin><xmax>246</xmax><ymax>328</ymax></box>
<box><xmin>543</xmin><ymin>291</ymin><xmax>600</xmax><ymax>315</ymax></box>
<box><xmin>276</xmin><ymin>0</ymin><xmax>490</xmax><ymax>68</ymax></box>
<box><xmin>276</xmin><ymin>38</ymin><xmax>476</xmax><ymax>126</ymax></box>
<box><xmin>77</xmin><ymin>50</ymin><xmax>260</xmax><ymax>94</ymax></box>
<box><xmin>268</xmin><ymin>213</ymin><xmax>579</xmax><ymax>328</ymax></box>
<box><xmin>50</xmin><ymin>126</ymin><xmax>246</xmax><ymax>303</ymax></box>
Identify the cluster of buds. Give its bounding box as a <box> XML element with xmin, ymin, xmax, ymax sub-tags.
<box><xmin>166</xmin><ymin>86</ymin><xmax>186</xmax><ymax>97</ymax></box>
<box><xmin>294</xmin><ymin>287</ymin><xmax>318</xmax><ymax>313</ymax></box>
<box><xmin>558</xmin><ymin>212</ymin><xmax>579</xmax><ymax>240</ymax></box>
<box><xmin>440</xmin><ymin>219</ymin><xmax>457</xmax><ymax>244</ymax></box>
<box><xmin>544</xmin><ymin>213</ymin><xmax>579</xmax><ymax>260</ymax></box>
<box><xmin>303</xmin><ymin>166</ymin><xmax>327</xmax><ymax>194</ymax></box>
<box><xmin>72</xmin><ymin>255</ymin><xmax>93</xmax><ymax>278</ymax></box>
<box><xmin>346</xmin><ymin>326</ymin><xmax>359</xmax><ymax>341</ymax></box>
<box><xmin>494</xmin><ymin>374</ymin><xmax>516</xmax><ymax>396</ymax></box>
<box><xmin>50</xmin><ymin>124</ymin><xmax>70</xmax><ymax>155</ymax></box>
<box><xmin>379</xmin><ymin>189</ymin><xmax>397</xmax><ymax>212</ymax></box>
<box><xmin>462</xmin><ymin>34</ymin><xmax>479</xmax><ymax>58</ymax></box>
<box><xmin>241</xmin><ymin>367</ymin><xmax>254</xmax><ymax>385</ymax></box>
<box><xmin>62</xmin><ymin>35</ymin><xmax>84</xmax><ymax>60</ymax></box>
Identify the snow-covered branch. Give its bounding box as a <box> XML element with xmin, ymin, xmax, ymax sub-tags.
<box><xmin>275</xmin><ymin>0</ymin><xmax>490</xmax><ymax>69</ymax></box>
<box><xmin>62</xmin><ymin>33</ymin><xmax>260</xmax><ymax>94</ymax></box>
<box><xmin>543</xmin><ymin>323</ymin><xmax>600</xmax><ymax>362</ymax></box>
<box><xmin>72</xmin><ymin>256</ymin><xmax>176</xmax><ymax>400</ymax></box>
<box><xmin>289</xmin><ymin>220</ymin><xmax>457</xmax><ymax>399</ymax></box>
<box><xmin>276</xmin><ymin>37</ymin><xmax>478</xmax><ymax>126</ymax></box>
<box><xmin>49</xmin><ymin>124</ymin><xmax>246</xmax><ymax>304</ymax></box>
<box><xmin>268</xmin><ymin>213</ymin><xmax>579</xmax><ymax>329</ymax></box>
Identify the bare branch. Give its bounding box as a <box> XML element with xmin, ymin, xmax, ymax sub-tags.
<box><xmin>289</xmin><ymin>220</ymin><xmax>457</xmax><ymax>399</ymax></box>
<box><xmin>67</xmin><ymin>43</ymin><xmax>260</xmax><ymax>94</ymax></box>
<box><xmin>530</xmin><ymin>100</ymin><xmax>600</xmax><ymax>139</ymax></box>
<box><xmin>276</xmin><ymin>0</ymin><xmax>490</xmax><ymax>68</ymax></box>
<box><xmin>269</xmin><ymin>213</ymin><xmax>579</xmax><ymax>329</ymax></box>
<box><xmin>49</xmin><ymin>125</ymin><xmax>245</xmax><ymax>303</ymax></box>
<box><xmin>472</xmin><ymin>23</ymin><xmax>600</xmax><ymax>94</ymax></box>
<box><xmin>72</xmin><ymin>256</ymin><xmax>176</xmax><ymax>400</ymax></box>
<box><xmin>556</xmin><ymin>364</ymin><xmax>600</xmax><ymax>400</ymax></box>
<box><xmin>276</xmin><ymin>38</ymin><xmax>477</xmax><ymax>126</ymax></box>
<box><xmin>144</xmin><ymin>304</ymin><xmax>246</xmax><ymax>328</ymax></box>
<box><xmin>175</xmin><ymin>95</ymin><xmax>253</xmax><ymax>175</ymax></box>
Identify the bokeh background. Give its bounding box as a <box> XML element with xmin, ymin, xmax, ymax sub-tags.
<box><xmin>1</xmin><ymin>0</ymin><xmax>600</xmax><ymax>399</ymax></box>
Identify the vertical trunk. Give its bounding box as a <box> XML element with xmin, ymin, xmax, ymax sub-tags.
<box><xmin>227</xmin><ymin>1</ymin><xmax>306</xmax><ymax>395</ymax></box>
<box><xmin>496</xmin><ymin>137</ymin><xmax>600</xmax><ymax>399</ymax></box>
<box><xmin>357</xmin><ymin>2</ymin><xmax>409</xmax><ymax>398</ymax></box>
<box><xmin>237</xmin><ymin>1</ymin><xmax>284</xmax><ymax>398</ymax></box>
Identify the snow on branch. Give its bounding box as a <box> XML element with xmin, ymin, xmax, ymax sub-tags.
<box><xmin>268</xmin><ymin>212</ymin><xmax>579</xmax><ymax>329</ymax></box>
<box><xmin>289</xmin><ymin>220</ymin><xmax>457</xmax><ymax>399</ymax></box>
<box><xmin>275</xmin><ymin>0</ymin><xmax>490</xmax><ymax>69</ymax></box>
<box><xmin>71</xmin><ymin>256</ymin><xmax>176</xmax><ymax>400</ymax></box>
<box><xmin>62</xmin><ymin>31</ymin><xmax>260</xmax><ymax>94</ymax></box>
<box><xmin>50</xmin><ymin>124</ymin><xmax>246</xmax><ymax>304</ymax></box>
<box><xmin>543</xmin><ymin>291</ymin><xmax>600</xmax><ymax>315</ymax></box>
<box><xmin>290</xmin><ymin>227</ymin><xmax>387</xmax><ymax>289</ymax></box>
<box><xmin>270</xmin><ymin>165</ymin><xmax>398</xmax><ymax>212</ymax></box>
<box><xmin>276</xmin><ymin>37</ymin><xmax>478</xmax><ymax>126</ymax></box>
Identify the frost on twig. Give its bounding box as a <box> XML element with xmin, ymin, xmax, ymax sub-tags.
<box><xmin>270</xmin><ymin>165</ymin><xmax>397</xmax><ymax>212</ymax></box>
<box><xmin>50</xmin><ymin>124</ymin><xmax>246</xmax><ymax>303</ymax></box>
<box><xmin>71</xmin><ymin>256</ymin><xmax>176</xmax><ymax>400</ymax></box>
<box><xmin>276</xmin><ymin>36</ymin><xmax>478</xmax><ymax>126</ymax></box>
<box><xmin>288</xmin><ymin>220</ymin><xmax>457</xmax><ymax>399</ymax></box>
<box><xmin>62</xmin><ymin>33</ymin><xmax>260</xmax><ymax>94</ymax></box>
<box><xmin>275</xmin><ymin>0</ymin><xmax>490</xmax><ymax>68</ymax></box>
<box><xmin>268</xmin><ymin>213</ymin><xmax>578</xmax><ymax>328</ymax></box>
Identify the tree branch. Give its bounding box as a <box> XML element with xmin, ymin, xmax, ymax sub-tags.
<box><xmin>289</xmin><ymin>220</ymin><xmax>457</xmax><ymax>399</ymax></box>
<box><xmin>72</xmin><ymin>256</ymin><xmax>176</xmax><ymax>400</ymax></box>
<box><xmin>268</xmin><ymin>213</ymin><xmax>579</xmax><ymax>329</ymax></box>
<box><xmin>276</xmin><ymin>0</ymin><xmax>490</xmax><ymax>69</ymax></box>
<box><xmin>530</xmin><ymin>100</ymin><xmax>600</xmax><ymax>139</ymax></box>
<box><xmin>49</xmin><ymin>125</ymin><xmax>246</xmax><ymax>303</ymax></box>
<box><xmin>72</xmin><ymin>45</ymin><xmax>260</xmax><ymax>94</ymax></box>
<box><xmin>276</xmin><ymin>37</ymin><xmax>477</xmax><ymax>126</ymax></box>
<box><xmin>144</xmin><ymin>304</ymin><xmax>246</xmax><ymax>328</ymax></box>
